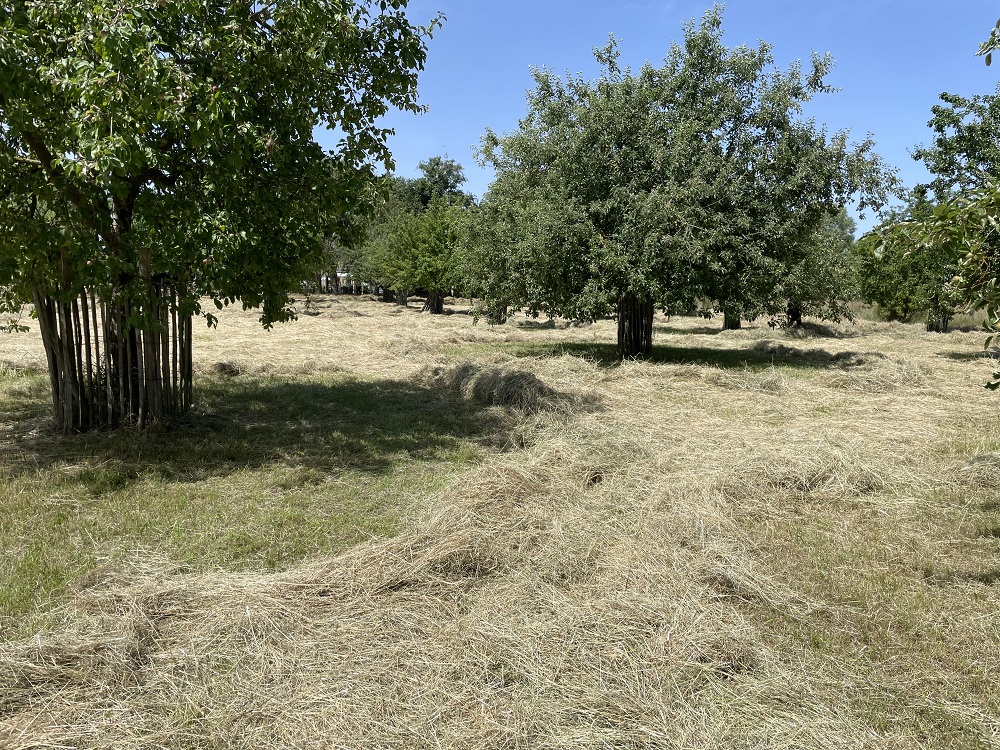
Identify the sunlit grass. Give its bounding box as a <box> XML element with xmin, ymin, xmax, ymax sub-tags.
<box><xmin>1</xmin><ymin>296</ymin><xmax>999</xmax><ymax>748</ymax></box>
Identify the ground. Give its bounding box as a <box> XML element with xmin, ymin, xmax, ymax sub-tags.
<box><xmin>1</xmin><ymin>295</ymin><xmax>999</xmax><ymax>748</ymax></box>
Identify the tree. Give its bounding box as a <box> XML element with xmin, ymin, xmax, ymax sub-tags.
<box><xmin>345</xmin><ymin>156</ymin><xmax>471</xmax><ymax>310</ymax></box>
<box><xmin>0</xmin><ymin>0</ymin><xmax>438</xmax><ymax>432</ymax></box>
<box><xmin>911</xmin><ymin>84</ymin><xmax>1000</xmax><ymax>200</ymax></box>
<box><xmin>467</xmin><ymin>7</ymin><xmax>892</xmax><ymax>357</ymax></box>
<box><xmin>386</xmin><ymin>198</ymin><xmax>462</xmax><ymax>313</ymax></box>
<box><xmin>856</xmin><ymin>190</ymin><xmax>961</xmax><ymax>331</ymax></box>
<box><xmin>774</xmin><ymin>208</ymin><xmax>859</xmax><ymax>327</ymax></box>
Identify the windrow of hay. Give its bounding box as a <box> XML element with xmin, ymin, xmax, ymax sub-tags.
<box><xmin>822</xmin><ymin>355</ymin><xmax>929</xmax><ymax>392</ymax></box>
<box><xmin>716</xmin><ymin>435</ymin><xmax>901</xmax><ymax>505</ymax></box>
<box><xmin>419</xmin><ymin>361</ymin><xmax>605</xmax><ymax>418</ymax></box>
<box><xmin>704</xmin><ymin>364</ymin><xmax>786</xmax><ymax>393</ymax></box>
<box><xmin>1</xmin><ymin>414</ymin><xmax>904</xmax><ymax>749</ymax></box>
<box><xmin>420</xmin><ymin>363</ymin><xmax>559</xmax><ymax>412</ymax></box>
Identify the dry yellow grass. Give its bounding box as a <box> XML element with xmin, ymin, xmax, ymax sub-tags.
<box><xmin>2</xmin><ymin>296</ymin><xmax>1000</xmax><ymax>748</ymax></box>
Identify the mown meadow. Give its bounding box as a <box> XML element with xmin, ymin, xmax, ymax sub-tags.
<box><xmin>2</xmin><ymin>295</ymin><xmax>999</xmax><ymax>748</ymax></box>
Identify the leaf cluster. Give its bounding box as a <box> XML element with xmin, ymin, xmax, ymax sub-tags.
<box><xmin>0</xmin><ymin>0</ymin><xmax>439</xmax><ymax>326</ymax></box>
<box><xmin>911</xmin><ymin>84</ymin><xmax>1000</xmax><ymax>201</ymax></box>
<box><xmin>463</xmin><ymin>6</ymin><xmax>893</xmax><ymax>326</ymax></box>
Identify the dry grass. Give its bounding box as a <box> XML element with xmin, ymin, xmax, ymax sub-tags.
<box><xmin>2</xmin><ymin>297</ymin><xmax>1000</xmax><ymax>748</ymax></box>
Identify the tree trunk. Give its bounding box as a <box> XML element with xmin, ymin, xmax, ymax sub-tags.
<box><xmin>395</xmin><ymin>290</ymin><xmax>408</xmax><ymax>307</ymax></box>
<box><xmin>422</xmin><ymin>290</ymin><xmax>444</xmax><ymax>314</ymax></box>
<box><xmin>722</xmin><ymin>308</ymin><xmax>742</xmax><ymax>330</ymax></box>
<box><xmin>617</xmin><ymin>292</ymin><xmax>653</xmax><ymax>358</ymax></box>
<box><xmin>926</xmin><ymin>316</ymin><xmax>950</xmax><ymax>333</ymax></box>
<box><xmin>786</xmin><ymin>301</ymin><xmax>803</xmax><ymax>327</ymax></box>
<box><xmin>33</xmin><ymin>283</ymin><xmax>193</xmax><ymax>433</ymax></box>
<box><xmin>486</xmin><ymin>302</ymin><xmax>508</xmax><ymax>325</ymax></box>
<box><xmin>381</xmin><ymin>287</ymin><xmax>395</xmax><ymax>303</ymax></box>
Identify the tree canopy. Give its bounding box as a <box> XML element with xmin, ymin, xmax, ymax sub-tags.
<box><xmin>465</xmin><ymin>7</ymin><xmax>893</xmax><ymax>356</ymax></box>
<box><xmin>855</xmin><ymin>190</ymin><xmax>962</xmax><ymax>331</ymax></box>
<box><xmin>345</xmin><ymin>156</ymin><xmax>471</xmax><ymax>311</ymax></box>
<box><xmin>911</xmin><ymin>84</ymin><xmax>1000</xmax><ymax>200</ymax></box>
<box><xmin>0</xmin><ymin>0</ymin><xmax>438</xmax><ymax>430</ymax></box>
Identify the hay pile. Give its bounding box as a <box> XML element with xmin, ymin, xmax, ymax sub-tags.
<box><xmin>420</xmin><ymin>363</ymin><xmax>559</xmax><ymax>412</ymax></box>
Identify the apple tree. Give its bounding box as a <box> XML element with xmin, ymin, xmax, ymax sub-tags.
<box><xmin>0</xmin><ymin>0</ymin><xmax>439</xmax><ymax>431</ymax></box>
<box><xmin>466</xmin><ymin>8</ymin><xmax>891</xmax><ymax>356</ymax></box>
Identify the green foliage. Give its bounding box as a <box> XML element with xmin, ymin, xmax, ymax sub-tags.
<box><xmin>774</xmin><ymin>208</ymin><xmax>859</xmax><ymax>325</ymax></box>
<box><xmin>346</xmin><ymin>156</ymin><xmax>471</xmax><ymax>303</ymax></box>
<box><xmin>464</xmin><ymin>7</ymin><xmax>893</xmax><ymax>343</ymax></box>
<box><xmin>384</xmin><ymin>198</ymin><xmax>462</xmax><ymax>296</ymax></box>
<box><xmin>856</xmin><ymin>191</ymin><xmax>962</xmax><ymax>330</ymax></box>
<box><xmin>0</xmin><ymin>0</ymin><xmax>440</xmax><ymax>327</ymax></box>
<box><xmin>980</xmin><ymin>17</ymin><xmax>1000</xmax><ymax>66</ymax></box>
<box><xmin>911</xmin><ymin>84</ymin><xmax>1000</xmax><ymax>201</ymax></box>
<box><xmin>913</xmin><ymin>183</ymin><xmax>1000</xmax><ymax>382</ymax></box>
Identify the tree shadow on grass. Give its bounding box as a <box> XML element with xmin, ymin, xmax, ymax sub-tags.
<box><xmin>938</xmin><ymin>348</ymin><xmax>1000</xmax><ymax>361</ymax></box>
<box><xmin>500</xmin><ymin>340</ymin><xmax>877</xmax><ymax>371</ymax></box>
<box><xmin>0</xmin><ymin>374</ymin><xmax>512</xmax><ymax>486</ymax></box>
<box><xmin>653</xmin><ymin>324</ymin><xmax>721</xmax><ymax>336</ymax></box>
<box><xmin>653</xmin><ymin>319</ymin><xmax>862</xmax><ymax>338</ymax></box>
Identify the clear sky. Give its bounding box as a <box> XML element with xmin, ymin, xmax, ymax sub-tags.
<box><xmin>317</xmin><ymin>1</ymin><xmax>1000</xmax><ymax>234</ymax></box>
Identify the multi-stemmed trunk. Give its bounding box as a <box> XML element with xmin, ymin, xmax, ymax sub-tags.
<box><xmin>422</xmin><ymin>289</ymin><xmax>444</xmax><ymax>314</ymax></box>
<box><xmin>617</xmin><ymin>292</ymin><xmax>653</xmax><ymax>358</ymax></box>
<box><xmin>722</xmin><ymin>307</ymin><xmax>742</xmax><ymax>330</ymax></box>
<box><xmin>33</xmin><ymin>281</ymin><xmax>193</xmax><ymax>433</ymax></box>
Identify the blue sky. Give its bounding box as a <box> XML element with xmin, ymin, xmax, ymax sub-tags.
<box><xmin>318</xmin><ymin>1</ymin><xmax>1000</xmax><ymax>234</ymax></box>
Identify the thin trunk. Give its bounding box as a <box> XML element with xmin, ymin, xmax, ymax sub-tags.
<box><xmin>71</xmin><ymin>299</ymin><xmax>86</xmax><ymax>428</ymax></box>
<box><xmin>33</xmin><ymin>290</ymin><xmax>61</xmax><ymax>419</ymax></box>
<box><xmin>617</xmin><ymin>292</ymin><xmax>654</xmax><ymax>359</ymax></box>
<box><xmin>100</xmin><ymin>299</ymin><xmax>114</xmax><ymax>426</ymax></box>
<box><xmin>81</xmin><ymin>293</ymin><xmax>96</xmax><ymax>427</ymax></box>
<box><xmin>57</xmin><ymin>300</ymin><xmax>77</xmax><ymax>433</ymax></box>
<box><xmin>171</xmin><ymin>287</ymin><xmax>179</xmax><ymax>415</ymax></box>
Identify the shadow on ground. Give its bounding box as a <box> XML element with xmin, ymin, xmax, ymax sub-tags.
<box><xmin>499</xmin><ymin>340</ymin><xmax>877</xmax><ymax>370</ymax></box>
<box><xmin>938</xmin><ymin>348</ymin><xmax>1000</xmax><ymax>361</ymax></box>
<box><xmin>0</xmin><ymin>374</ymin><xmax>512</xmax><ymax>486</ymax></box>
<box><xmin>654</xmin><ymin>324</ymin><xmax>720</xmax><ymax>336</ymax></box>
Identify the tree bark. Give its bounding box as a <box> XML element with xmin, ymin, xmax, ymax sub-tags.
<box><xmin>33</xmin><ymin>285</ymin><xmax>193</xmax><ymax>432</ymax></box>
<box><xmin>617</xmin><ymin>292</ymin><xmax>653</xmax><ymax>358</ymax></box>
<box><xmin>422</xmin><ymin>290</ymin><xmax>444</xmax><ymax>314</ymax></box>
<box><xmin>926</xmin><ymin>316</ymin><xmax>950</xmax><ymax>333</ymax></box>
<box><xmin>786</xmin><ymin>301</ymin><xmax>802</xmax><ymax>327</ymax></box>
<box><xmin>722</xmin><ymin>308</ymin><xmax>742</xmax><ymax>330</ymax></box>
<box><xmin>395</xmin><ymin>289</ymin><xmax>408</xmax><ymax>307</ymax></box>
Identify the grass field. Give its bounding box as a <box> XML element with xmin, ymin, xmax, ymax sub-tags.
<box><xmin>2</xmin><ymin>295</ymin><xmax>999</xmax><ymax>748</ymax></box>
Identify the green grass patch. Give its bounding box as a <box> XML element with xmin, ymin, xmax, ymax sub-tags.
<box><xmin>0</xmin><ymin>370</ymin><xmax>501</xmax><ymax>636</ymax></box>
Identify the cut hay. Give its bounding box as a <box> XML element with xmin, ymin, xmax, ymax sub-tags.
<box><xmin>0</xmin><ymin>444</ymin><xmax>886</xmax><ymax>749</ymax></box>
<box><xmin>704</xmin><ymin>364</ymin><xmax>786</xmax><ymax>393</ymax></box>
<box><xmin>421</xmin><ymin>363</ymin><xmax>560</xmax><ymax>412</ymax></box>
<box><xmin>2</xmin><ymin>299</ymin><xmax>1000</xmax><ymax>748</ymax></box>
<box><xmin>823</xmin><ymin>354</ymin><xmax>928</xmax><ymax>392</ymax></box>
